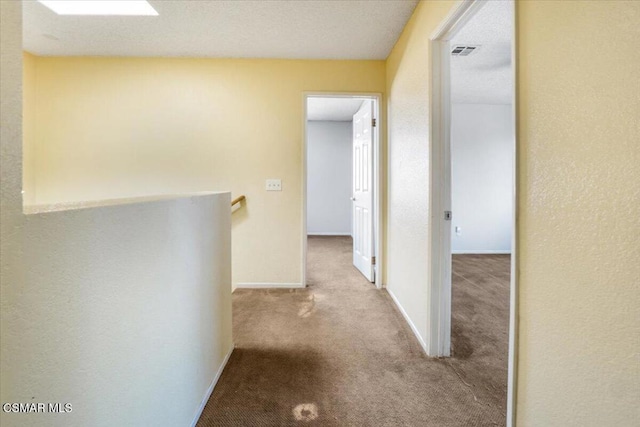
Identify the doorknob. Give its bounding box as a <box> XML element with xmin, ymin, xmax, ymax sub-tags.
<box><xmin>350</xmin><ymin>196</ymin><xmax>356</xmax><ymax>201</ymax></box>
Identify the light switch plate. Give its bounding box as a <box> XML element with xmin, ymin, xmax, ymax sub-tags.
<box><xmin>266</xmin><ymin>179</ymin><xmax>282</xmax><ymax>191</ymax></box>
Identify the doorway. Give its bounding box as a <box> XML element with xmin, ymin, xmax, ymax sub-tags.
<box><xmin>303</xmin><ymin>94</ymin><xmax>382</xmax><ymax>289</ymax></box>
<box><xmin>430</xmin><ymin>0</ymin><xmax>517</xmax><ymax>425</ymax></box>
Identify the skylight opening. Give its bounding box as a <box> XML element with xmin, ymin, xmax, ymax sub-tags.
<box><xmin>38</xmin><ymin>1</ymin><xmax>158</xmax><ymax>16</ymax></box>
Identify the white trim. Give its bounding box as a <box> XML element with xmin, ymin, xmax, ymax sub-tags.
<box><xmin>303</xmin><ymin>97</ymin><xmax>309</xmax><ymax>289</ymax></box>
<box><xmin>430</xmin><ymin>1</ymin><xmax>518</xmax><ymax>425</ymax></box>
<box><xmin>451</xmin><ymin>250</ymin><xmax>512</xmax><ymax>255</ymax></box>
<box><xmin>233</xmin><ymin>282</ymin><xmax>304</xmax><ymax>290</ymax></box>
<box><xmin>302</xmin><ymin>92</ymin><xmax>384</xmax><ymax>290</ymax></box>
<box><xmin>428</xmin><ymin>0</ymin><xmax>490</xmax><ymax>357</ymax></box>
<box><xmin>190</xmin><ymin>345</ymin><xmax>234</xmax><ymax>427</ymax></box>
<box><xmin>431</xmin><ymin>0</ymin><xmax>482</xmax><ymax>42</ymax></box>
<box><xmin>386</xmin><ymin>289</ymin><xmax>427</xmax><ymax>353</ymax></box>
<box><xmin>506</xmin><ymin>1</ymin><xmax>519</xmax><ymax>425</ymax></box>
<box><xmin>307</xmin><ymin>232</ymin><xmax>352</xmax><ymax>236</ymax></box>
<box><xmin>373</xmin><ymin>95</ymin><xmax>383</xmax><ymax>289</ymax></box>
<box><xmin>428</xmin><ymin>34</ymin><xmax>452</xmax><ymax>357</ymax></box>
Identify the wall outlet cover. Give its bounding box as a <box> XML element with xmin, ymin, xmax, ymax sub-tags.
<box><xmin>266</xmin><ymin>179</ymin><xmax>282</xmax><ymax>191</ymax></box>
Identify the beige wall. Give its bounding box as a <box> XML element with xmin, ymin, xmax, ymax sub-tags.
<box><xmin>516</xmin><ymin>1</ymin><xmax>639</xmax><ymax>425</ymax></box>
<box><xmin>386</xmin><ymin>0</ymin><xmax>640</xmax><ymax>425</ymax></box>
<box><xmin>385</xmin><ymin>0</ymin><xmax>456</xmax><ymax>350</ymax></box>
<box><xmin>23</xmin><ymin>55</ymin><xmax>386</xmax><ymax>286</ymax></box>
<box><xmin>2</xmin><ymin>3</ymin><xmax>233</xmax><ymax>427</ymax></box>
<box><xmin>22</xmin><ymin>52</ymin><xmax>36</xmax><ymax>205</ymax></box>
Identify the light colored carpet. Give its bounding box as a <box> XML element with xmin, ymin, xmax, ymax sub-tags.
<box><xmin>197</xmin><ymin>236</ymin><xmax>509</xmax><ymax>426</ymax></box>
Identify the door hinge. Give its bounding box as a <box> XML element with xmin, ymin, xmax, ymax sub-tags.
<box><xmin>371</xmin><ymin>256</ymin><xmax>376</xmax><ymax>265</ymax></box>
<box><xmin>372</xmin><ymin>118</ymin><xmax>377</xmax><ymax>127</ymax></box>
<box><xmin>444</xmin><ymin>211</ymin><xmax>452</xmax><ymax>221</ymax></box>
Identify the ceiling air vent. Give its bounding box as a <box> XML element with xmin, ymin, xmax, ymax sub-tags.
<box><xmin>451</xmin><ymin>45</ymin><xmax>480</xmax><ymax>56</ymax></box>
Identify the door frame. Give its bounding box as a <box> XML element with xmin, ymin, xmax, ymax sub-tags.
<box><xmin>302</xmin><ymin>92</ymin><xmax>383</xmax><ymax>289</ymax></box>
<box><xmin>429</xmin><ymin>0</ymin><xmax>518</xmax><ymax>425</ymax></box>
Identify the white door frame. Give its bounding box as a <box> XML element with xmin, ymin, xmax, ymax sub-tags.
<box><xmin>302</xmin><ymin>92</ymin><xmax>383</xmax><ymax>289</ymax></box>
<box><xmin>429</xmin><ymin>0</ymin><xmax>518</xmax><ymax>425</ymax></box>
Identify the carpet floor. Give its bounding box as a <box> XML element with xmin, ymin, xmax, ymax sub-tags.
<box><xmin>197</xmin><ymin>236</ymin><xmax>509</xmax><ymax>426</ymax></box>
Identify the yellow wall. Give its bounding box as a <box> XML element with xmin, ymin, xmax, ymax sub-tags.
<box><xmin>386</xmin><ymin>0</ymin><xmax>640</xmax><ymax>425</ymax></box>
<box><xmin>516</xmin><ymin>1</ymin><xmax>639</xmax><ymax>425</ymax></box>
<box><xmin>385</xmin><ymin>0</ymin><xmax>456</xmax><ymax>349</ymax></box>
<box><xmin>23</xmin><ymin>56</ymin><xmax>386</xmax><ymax>286</ymax></box>
<box><xmin>22</xmin><ymin>52</ymin><xmax>36</xmax><ymax>205</ymax></box>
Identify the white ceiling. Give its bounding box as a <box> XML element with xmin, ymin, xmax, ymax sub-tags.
<box><xmin>307</xmin><ymin>98</ymin><xmax>365</xmax><ymax>122</ymax></box>
<box><xmin>23</xmin><ymin>0</ymin><xmax>419</xmax><ymax>59</ymax></box>
<box><xmin>450</xmin><ymin>0</ymin><xmax>513</xmax><ymax>104</ymax></box>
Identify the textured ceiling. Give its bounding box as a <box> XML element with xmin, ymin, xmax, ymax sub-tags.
<box><xmin>450</xmin><ymin>0</ymin><xmax>513</xmax><ymax>104</ymax></box>
<box><xmin>307</xmin><ymin>98</ymin><xmax>365</xmax><ymax>122</ymax></box>
<box><xmin>23</xmin><ymin>0</ymin><xmax>419</xmax><ymax>59</ymax></box>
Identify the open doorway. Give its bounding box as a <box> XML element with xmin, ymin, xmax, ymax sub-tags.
<box><xmin>303</xmin><ymin>94</ymin><xmax>382</xmax><ymax>289</ymax></box>
<box><xmin>430</xmin><ymin>0</ymin><xmax>517</xmax><ymax>424</ymax></box>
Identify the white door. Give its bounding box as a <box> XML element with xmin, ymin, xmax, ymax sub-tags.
<box><xmin>352</xmin><ymin>100</ymin><xmax>375</xmax><ymax>282</ymax></box>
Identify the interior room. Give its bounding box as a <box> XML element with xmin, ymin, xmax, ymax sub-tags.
<box><xmin>305</xmin><ymin>96</ymin><xmax>377</xmax><ymax>289</ymax></box>
<box><xmin>306</xmin><ymin>98</ymin><xmax>359</xmax><ymax>239</ymax></box>
<box><xmin>448</xmin><ymin>0</ymin><xmax>514</xmax><ymax>403</ymax></box>
<box><xmin>1</xmin><ymin>1</ymin><xmax>637</xmax><ymax>426</ymax></box>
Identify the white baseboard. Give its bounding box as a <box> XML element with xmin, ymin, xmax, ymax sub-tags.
<box><xmin>190</xmin><ymin>344</ymin><xmax>234</xmax><ymax>427</ymax></box>
<box><xmin>233</xmin><ymin>282</ymin><xmax>305</xmax><ymax>291</ymax></box>
<box><xmin>307</xmin><ymin>232</ymin><xmax>352</xmax><ymax>236</ymax></box>
<box><xmin>452</xmin><ymin>250</ymin><xmax>511</xmax><ymax>254</ymax></box>
<box><xmin>386</xmin><ymin>288</ymin><xmax>428</xmax><ymax>354</ymax></box>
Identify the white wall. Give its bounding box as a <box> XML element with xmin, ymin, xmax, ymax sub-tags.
<box><xmin>451</xmin><ymin>104</ymin><xmax>513</xmax><ymax>253</ymax></box>
<box><xmin>306</xmin><ymin>121</ymin><xmax>352</xmax><ymax>235</ymax></box>
<box><xmin>1</xmin><ymin>4</ymin><xmax>233</xmax><ymax>426</ymax></box>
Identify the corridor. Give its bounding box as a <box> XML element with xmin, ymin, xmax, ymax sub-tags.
<box><xmin>197</xmin><ymin>237</ymin><xmax>509</xmax><ymax>426</ymax></box>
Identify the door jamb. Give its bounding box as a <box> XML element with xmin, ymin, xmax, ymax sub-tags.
<box><xmin>302</xmin><ymin>92</ymin><xmax>383</xmax><ymax>290</ymax></box>
<box><xmin>429</xmin><ymin>1</ymin><xmax>518</xmax><ymax>426</ymax></box>
<box><xmin>429</xmin><ymin>0</ymin><xmax>485</xmax><ymax>358</ymax></box>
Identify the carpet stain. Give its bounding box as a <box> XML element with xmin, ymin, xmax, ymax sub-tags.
<box><xmin>451</xmin><ymin>323</ymin><xmax>474</xmax><ymax>359</ymax></box>
<box><xmin>297</xmin><ymin>294</ymin><xmax>316</xmax><ymax>317</ymax></box>
<box><xmin>293</xmin><ymin>403</ymin><xmax>318</xmax><ymax>422</ymax></box>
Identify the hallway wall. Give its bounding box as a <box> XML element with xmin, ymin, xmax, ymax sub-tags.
<box><xmin>385</xmin><ymin>0</ymin><xmax>455</xmax><ymax>353</ymax></box>
<box><xmin>22</xmin><ymin>54</ymin><xmax>385</xmax><ymax>287</ymax></box>
<box><xmin>386</xmin><ymin>0</ymin><xmax>639</xmax><ymax>425</ymax></box>
<box><xmin>22</xmin><ymin>52</ymin><xmax>36</xmax><ymax>205</ymax></box>
<box><xmin>515</xmin><ymin>1</ymin><xmax>639</xmax><ymax>425</ymax></box>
